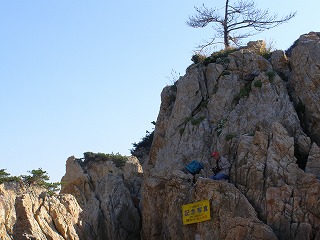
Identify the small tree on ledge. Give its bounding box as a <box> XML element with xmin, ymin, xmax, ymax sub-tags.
<box><xmin>187</xmin><ymin>0</ymin><xmax>296</xmax><ymax>51</ymax></box>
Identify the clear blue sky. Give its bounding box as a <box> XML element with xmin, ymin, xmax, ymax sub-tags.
<box><xmin>1</xmin><ymin>0</ymin><xmax>319</xmax><ymax>182</ymax></box>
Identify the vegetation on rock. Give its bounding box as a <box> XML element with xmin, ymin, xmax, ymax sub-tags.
<box><xmin>82</xmin><ymin>151</ymin><xmax>128</xmax><ymax>168</ymax></box>
<box><xmin>131</xmin><ymin>130</ymin><xmax>154</xmax><ymax>159</ymax></box>
<box><xmin>233</xmin><ymin>83</ymin><xmax>252</xmax><ymax>104</ymax></box>
<box><xmin>130</xmin><ymin>121</ymin><xmax>155</xmax><ymax>161</ymax></box>
<box><xmin>0</xmin><ymin>168</ymin><xmax>61</xmax><ymax>195</ymax></box>
<box><xmin>192</xmin><ymin>47</ymin><xmax>237</xmax><ymax>65</ymax></box>
<box><xmin>0</xmin><ymin>169</ymin><xmax>20</xmax><ymax>184</ymax></box>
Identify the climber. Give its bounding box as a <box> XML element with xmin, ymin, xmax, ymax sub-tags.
<box><xmin>210</xmin><ymin>151</ymin><xmax>230</xmax><ymax>180</ymax></box>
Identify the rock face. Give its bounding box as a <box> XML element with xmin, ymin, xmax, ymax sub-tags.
<box><xmin>234</xmin><ymin>123</ymin><xmax>320</xmax><ymax>239</ymax></box>
<box><xmin>2</xmin><ymin>32</ymin><xmax>320</xmax><ymax>240</ymax></box>
<box><xmin>289</xmin><ymin>32</ymin><xmax>320</xmax><ymax>146</ymax></box>
<box><xmin>0</xmin><ymin>156</ymin><xmax>143</xmax><ymax>240</ymax></box>
<box><xmin>60</xmin><ymin>156</ymin><xmax>143</xmax><ymax>240</ymax></box>
<box><xmin>142</xmin><ymin>33</ymin><xmax>320</xmax><ymax>239</ymax></box>
<box><xmin>0</xmin><ymin>183</ymin><xmax>81</xmax><ymax>240</ymax></box>
<box><xmin>142</xmin><ymin>174</ymin><xmax>278</xmax><ymax>240</ymax></box>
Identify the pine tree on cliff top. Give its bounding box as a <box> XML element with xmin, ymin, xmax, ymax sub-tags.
<box><xmin>187</xmin><ymin>0</ymin><xmax>296</xmax><ymax>51</ymax></box>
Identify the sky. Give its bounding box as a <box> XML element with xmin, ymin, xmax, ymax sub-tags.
<box><xmin>1</xmin><ymin>0</ymin><xmax>319</xmax><ymax>182</ymax></box>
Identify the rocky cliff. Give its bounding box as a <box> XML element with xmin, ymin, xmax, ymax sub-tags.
<box><xmin>0</xmin><ymin>156</ymin><xmax>143</xmax><ymax>240</ymax></box>
<box><xmin>0</xmin><ymin>183</ymin><xmax>81</xmax><ymax>239</ymax></box>
<box><xmin>60</xmin><ymin>155</ymin><xmax>143</xmax><ymax>240</ymax></box>
<box><xmin>142</xmin><ymin>32</ymin><xmax>320</xmax><ymax>240</ymax></box>
<box><xmin>1</xmin><ymin>32</ymin><xmax>320</xmax><ymax>240</ymax></box>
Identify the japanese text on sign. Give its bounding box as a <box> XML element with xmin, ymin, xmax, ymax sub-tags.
<box><xmin>182</xmin><ymin>199</ymin><xmax>211</xmax><ymax>225</ymax></box>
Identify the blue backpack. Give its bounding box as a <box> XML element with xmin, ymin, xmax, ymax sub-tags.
<box><xmin>185</xmin><ymin>160</ymin><xmax>204</xmax><ymax>175</ymax></box>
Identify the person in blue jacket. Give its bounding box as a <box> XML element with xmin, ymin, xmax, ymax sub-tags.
<box><xmin>210</xmin><ymin>151</ymin><xmax>230</xmax><ymax>180</ymax></box>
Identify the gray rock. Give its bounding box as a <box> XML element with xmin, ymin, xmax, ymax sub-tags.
<box><xmin>0</xmin><ymin>183</ymin><xmax>81</xmax><ymax>240</ymax></box>
<box><xmin>3</xmin><ymin>32</ymin><xmax>320</xmax><ymax>240</ymax></box>
<box><xmin>288</xmin><ymin>32</ymin><xmax>320</xmax><ymax>145</ymax></box>
<box><xmin>60</xmin><ymin>156</ymin><xmax>142</xmax><ymax>240</ymax></box>
<box><xmin>143</xmin><ymin>33</ymin><xmax>320</xmax><ymax>240</ymax></box>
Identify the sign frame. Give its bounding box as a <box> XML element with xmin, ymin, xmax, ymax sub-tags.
<box><xmin>182</xmin><ymin>199</ymin><xmax>211</xmax><ymax>225</ymax></box>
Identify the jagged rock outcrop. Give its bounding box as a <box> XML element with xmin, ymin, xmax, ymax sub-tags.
<box><xmin>142</xmin><ymin>173</ymin><xmax>278</xmax><ymax>240</ymax></box>
<box><xmin>142</xmin><ymin>33</ymin><xmax>320</xmax><ymax>239</ymax></box>
<box><xmin>0</xmin><ymin>156</ymin><xmax>143</xmax><ymax>240</ymax></box>
<box><xmin>288</xmin><ymin>32</ymin><xmax>320</xmax><ymax>146</ymax></box>
<box><xmin>306</xmin><ymin>143</ymin><xmax>320</xmax><ymax>179</ymax></box>
<box><xmin>2</xmin><ymin>32</ymin><xmax>320</xmax><ymax>240</ymax></box>
<box><xmin>60</xmin><ymin>156</ymin><xmax>143</xmax><ymax>240</ymax></box>
<box><xmin>234</xmin><ymin>122</ymin><xmax>320</xmax><ymax>239</ymax></box>
<box><xmin>0</xmin><ymin>183</ymin><xmax>81</xmax><ymax>240</ymax></box>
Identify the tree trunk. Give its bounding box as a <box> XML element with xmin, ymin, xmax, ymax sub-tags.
<box><xmin>224</xmin><ymin>0</ymin><xmax>230</xmax><ymax>48</ymax></box>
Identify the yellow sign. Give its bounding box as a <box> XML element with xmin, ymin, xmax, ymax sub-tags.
<box><xmin>182</xmin><ymin>199</ymin><xmax>211</xmax><ymax>225</ymax></box>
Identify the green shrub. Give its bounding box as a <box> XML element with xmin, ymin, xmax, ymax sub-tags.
<box><xmin>191</xmin><ymin>53</ymin><xmax>207</xmax><ymax>64</ymax></box>
<box><xmin>221</xmin><ymin>70</ymin><xmax>231</xmax><ymax>76</ymax></box>
<box><xmin>203</xmin><ymin>48</ymin><xmax>237</xmax><ymax>66</ymax></box>
<box><xmin>234</xmin><ymin>84</ymin><xmax>252</xmax><ymax>104</ymax></box>
<box><xmin>23</xmin><ymin>169</ymin><xmax>61</xmax><ymax>195</ymax></box>
<box><xmin>1</xmin><ymin>168</ymin><xmax>62</xmax><ymax>195</ymax></box>
<box><xmin>257</xmin><ymin>40</ymin><xmax>275</xmax><ymax>59</ymax></box>
<box><xmin>225</xmin><ymin>133</ymin><xmax>236</xmax><ymax>141</ymax></box>
<box><xmin>0</xmin><ymin>169</ymin><xmax>19</xmax><ymax>184</ymax></box>
<box><xmin>246</xmin><ymin>131</ymin><xmax>255</xmax><ymax>136</ymax></box>
<box><xmin>41</xmin><ymin>182</ymin><xmax>62</xmax><ymax>196</ymax></box>
<box><xmin>215</xmin><ymin>119</ymin><xmax>227</xmax><ymax>136</ymax></box>
<box><xmin>83</xmin><ymin>152</ymin><xmax>128</xmax><ymax>168</ymax></box>
<box><xmin>212</xmin><ymin>86</ymin><xmax>219</xmax><ymax>94</ymax></box>
<box><xmin>131</xmin><ymin>130</ymin><xmax>154</xmax><ymax>159</ymax></box>
<box><xmin>179</xmin><ymin>128</ymin><xmax>185</xmax><ymax>136</ymax></box>
<box><xmin>285</xmin><ymin>39</ymin><xmax>299</xmax><ymax>57</ymax></box>
<box><xmin>112</xmin><ymin>155</ymin><xmax>128</xmax><ymax>168</ymax></box>
<box><xmin>183</xmin><ymin>116</ymin><xmax>207</xmax><ymax>126</ymax></box>
<box><xmin>254</xmin><ymin>80</ymin><xmax>262</xmax><ymax>88</ymax></box>
<box><xmin>0</xmin><ymin>169</ymin><xmax>10</xmax><ymax>178</ymax></box>
<box><xmin>170</xmin><ymin>84</ymin><xmax>177</xmax><ymax>92</ymax></box>
<box><xmin>184</xmin><ymin>116</ymin><xmax>193</xmax><ymax>124</ymax></box>
<box><xmin>191</xmin><ymin>116</ymin><xmax>206</xmax><ymax>125</ymax></box>
<box><xmin>266</xmin><ymin>70</ymin><xmax>276</xmax><ymax>82</ymax></box>
<box><xmin>259</xmin><ymin>49</ymin><xmax>272</xmax><ymax>59</ymax></box>
<box><xmin>261</xmin><ymin>52</ymin><xmax>272</xmax><ymax>60</ymax></box>
<box><xmin>200</xmin><ymin>100</ymin><xmax>209</xmax><ymax>108</ymax></box>
<box><xmin>21</xmin><ymin>168</ymin><xmax>50</xmax><ymax>185</ymax></box>
<box><xmin>216</xmin><ymin>57</ymin><xmax>230</xmax><ymax>64</ymax></box>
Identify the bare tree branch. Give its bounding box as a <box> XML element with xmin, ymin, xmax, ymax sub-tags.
<box><xmin>187</xmin><ymin>0</ymin><xmax>296</xmax><ymax>49</ymax></box>
<box><xmin>186</xmin><ymin>4</ymin><xmax>224</xmax><ymax>28</ymax></box>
